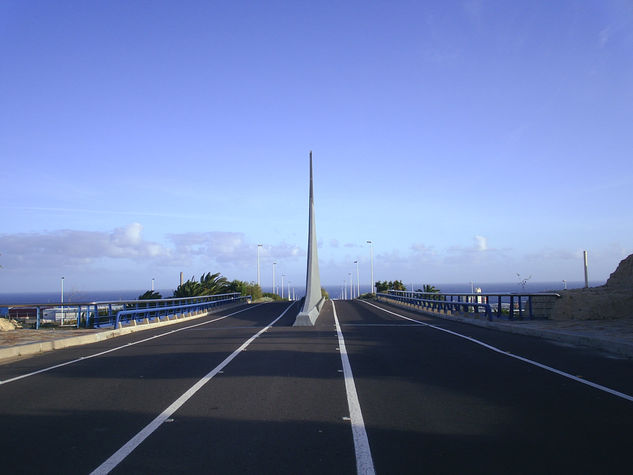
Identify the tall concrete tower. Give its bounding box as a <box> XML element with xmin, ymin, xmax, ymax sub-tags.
<box><xmin>294</xmin><ymin>151</ymin><xmax>325</xmax><ymax>326</ymax></box>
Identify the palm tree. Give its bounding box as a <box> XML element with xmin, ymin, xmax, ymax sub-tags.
<box><xmin>172</xmin><ymin>272</ymin><xmax>231</xmax><ymax>298</ymax></box>
<box><xmin>198</xmin><ymin>272</ymin><xmax>230</xmax><ymax>295</ymax></box>
<box><xmin>416</xmin><ymin>284</ymin><xmax>442</xmax><ymax>300</ymax></box>
<box><xmin>138</xmin><ymin>290</ymin><xmax>162</xmax><ymax>300</ymax></box>
<box><xmin>173</xmin><ymin>278</ymin><xmax>202</xmax><ymax>298</ymax></box>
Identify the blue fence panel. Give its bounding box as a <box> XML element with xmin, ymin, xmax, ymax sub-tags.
<box><xmin>378</xmin><ymin>290</ymin><xmax>559</xmax><ymax>321</ymax></box>
<box><xmin>0</xmin><ymin>293</ymin><xmax>250</xmax><ymax>329</ymax></box>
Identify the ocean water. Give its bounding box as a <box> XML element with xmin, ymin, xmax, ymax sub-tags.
<box><xmin>0</xmin><ymin>281</ymin><xmax>604</xmax><ymax>305</ymax></box>
<box><xmin>0</xmin><ymin>289</ymin><xmax>173</xmax><ymax>305</ymax></box>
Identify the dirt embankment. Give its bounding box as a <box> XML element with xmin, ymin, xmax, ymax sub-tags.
<box><xmin>550</xmin><ymin>254</ymin><xmax>633</xmax><ymax>321</ymax></box>
<box><xmin>0</xmin><ymin>318</ymin><xmax>17</xmax><ymax>331</ymax></box>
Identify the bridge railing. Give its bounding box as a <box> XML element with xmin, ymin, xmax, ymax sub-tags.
<box><xmin>0</xmin><ymin>293</ymin><xmax>249</xmax><ymax>329</ymax></box>
<box><xmin>378</xmin><ymin>290</ymin><xmax>561</xmax><ymax>321</ymax></box>
<box><xmin>112</xmin><ymin>294</ymin><xmax>250</xmax><ymax>329</ymax></box>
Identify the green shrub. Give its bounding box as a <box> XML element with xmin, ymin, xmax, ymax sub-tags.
<box><xmin>262</xmin><ymin>292</ymin><xmax>284</xmax><ymax>301</ymax></box>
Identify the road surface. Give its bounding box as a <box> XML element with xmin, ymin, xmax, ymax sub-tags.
<box><xmin>1</xmin><ymin>300</ymin><xmax>632</xmax><ymax>474</ymax></box>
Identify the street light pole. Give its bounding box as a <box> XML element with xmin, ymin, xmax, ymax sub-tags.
<box><xmin>257</xmin><ymin>244</ymin><xmax>263</xmax><ymax>287</ymax></box>
<box><xmin>152</xmin><ymin>277</ymin><xmax>155</xmax><ymax>292</ymax></box>
<box><xmin>272</xmin><ymin>262</ymin><xmax>277</xmax><ymax>295</ymax></box>
<box><xmin>355</xmin><ymin>260</ymin><xmax>360</xmax><ymax>297</ymax></box>
<box><xmin>281</xmin><ymin>274</ymin><xmax>285</xmax><ymax>299</ymax></box>
<box><xmin>61</xmin><ymin>276</ymin><xmax>65</xmax><ymax>325</ymax></box>
<box><xmin>367</xmin><ymin>240</ymin><xmax>374</xmax><ymax>294</ymax></box>
<box><xmin>349</xmin><ymin>273</ymin><xmax>353</xmax><ymax>300</ymax></box>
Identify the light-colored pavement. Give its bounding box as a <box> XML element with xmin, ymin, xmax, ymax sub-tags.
<box><xmin>0</xmin><ymin>328</ymin><xmax>104</xmax><ymax>348</ymax></box>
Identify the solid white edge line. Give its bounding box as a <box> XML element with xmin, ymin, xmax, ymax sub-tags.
<box><xmin>332</xmin><ymin>301</ymin><xmax>376</xmax><ymax>475</ymax></box>
<box><xmin>0</xmin><ymin>304</ymin><xmax>263</xmax><ymax>386</ymax></box>
<box><xmin>90</xmin><ymin>301</ymin><xmax>297</xmax><ymax>475</ymax></box>
<box><xmin>362</xmin><ymin>300</ymin><xmax>633</xmax><ymax>403</ymax></box>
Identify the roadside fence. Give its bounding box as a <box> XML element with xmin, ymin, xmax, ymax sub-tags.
<box><xmin>378</xmin><ymin>290</ymin><xmax>561</xmax><ymax>321</ymax></box>
<box><xmin>0</xmin><ymin>293</ymin><xmax>250</xmax><ymax>330</ymax></box>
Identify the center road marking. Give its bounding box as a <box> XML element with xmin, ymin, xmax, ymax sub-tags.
<box><xmin>362</xmin><ymin>300</ymin><xmax>633</xmax><ymax>403</ymax></box>
<box><xmin>332</xmin><ymin>301</ymin><xmax>376</xmax><ymax>475</ymax></box>
<box><xmin>90</xmin><ymin>301</ymin><xmax>298</xmax><ymax>475</ymax></box>
<box><xmin>0</xmin><ymin>304</ymin><xmax>264</xmax><ymax>386</ymax></box>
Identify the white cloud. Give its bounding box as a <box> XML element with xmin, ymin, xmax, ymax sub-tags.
<box><xmin>166</xmin><ymin>231</ymin><xmax>303</xmax><ymax>267</ymax></box>
<box><xmin>448</xmin><ymin>235</ymin><xmax>490</xmax><ymax>254</ymax></box>
<box><xmin>474</xmin><ymin>235</ymin><xmax>488</xmax><ymax>251</ymax></box>
<box><xmin>0</xmin><ymin>223</ymin><xmax>170</xmax><ymax>269</ymax></box>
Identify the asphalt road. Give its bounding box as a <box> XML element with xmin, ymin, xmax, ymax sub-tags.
<box><xmin>1</xmin><ymin>300</ymin><xmax>632</xmax><ymax>474</ymax></box>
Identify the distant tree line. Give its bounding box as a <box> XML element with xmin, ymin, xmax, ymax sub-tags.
<box><xmin>137</xmin><ymin>272</ymin><xmax>263</xmax><ymax>301</ymax></box>
<box><xmin>375</xmin><ymin>280</ymin><xmax>407</xmax><ymax>292</ymax></box>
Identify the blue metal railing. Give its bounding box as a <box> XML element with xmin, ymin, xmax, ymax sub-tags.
<box><xmin>378</xmin><ymin>292</ymin><xmax>493</xmax><ymax>320</ymax></box>
<box><xmin>113</xmin><ymin>294</ymin><xmax>250</xmax><ymax>329</ymax></box>
<box><xmin>0</xmin><ymin>293</ymin><xmax>249</xmax><ymax>329</ymax></box>
<box><xmin>379</xmin><ymin>290</ymin><xmax>560</xmax><ymax>321</ymax></box>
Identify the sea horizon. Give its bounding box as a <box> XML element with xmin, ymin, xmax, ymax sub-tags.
<box><xmin>0</xmin><ymin>280</ymin><xmax>605</xmax><ymax>305</ymax></box>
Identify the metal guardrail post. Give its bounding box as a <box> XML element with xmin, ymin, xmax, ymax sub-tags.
<box><xmin>36</xmin><ymin>307</ymin><xmax>41</xmax><ymax>329</ymax></box>
<box><xmin>528</xmin><ymin>296</ymin><xmax>534</xmax><ymax>320</ymax></box>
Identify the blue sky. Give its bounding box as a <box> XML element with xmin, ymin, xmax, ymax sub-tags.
<box><xmin>1</xmin><ymin>0</ymin><xmax>632</xmax><ymax>293</ymax></box>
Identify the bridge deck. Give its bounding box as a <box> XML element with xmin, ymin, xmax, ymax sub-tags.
<box><xmin>1</xmin><ymin>300</ymin><xmax>632</xmax><ymax>473</ymax></box>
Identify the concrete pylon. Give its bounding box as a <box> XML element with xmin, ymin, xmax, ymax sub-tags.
<box><xmin>294</xmin><ymin>151</ymin><xmax>325</xmax><ymax>326</ymax></box>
